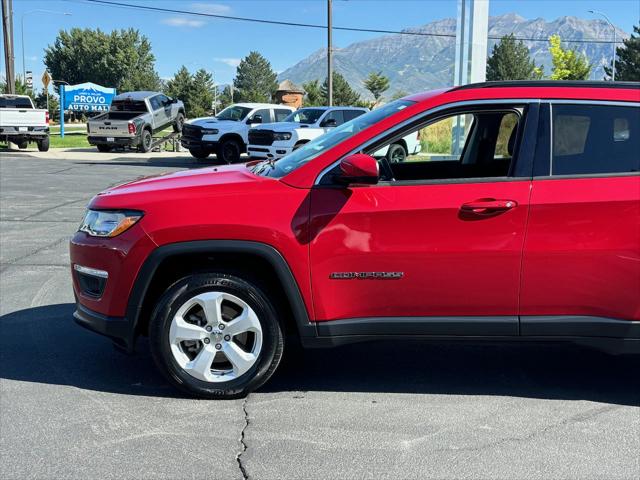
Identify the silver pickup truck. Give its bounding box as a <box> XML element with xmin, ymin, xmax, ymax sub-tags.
<box><xmin>87</xmin><ymin>91</ymin><xmax>185</xmax><ymax>152</ymax></box>
<box><xmin>0</xmin><ymin>94</ymin><xmax>50</xmax><ymax>151</ymax></box>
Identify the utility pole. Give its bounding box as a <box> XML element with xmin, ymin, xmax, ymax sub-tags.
<box><xmin>327</xmin><ymin>0</ymin><xmax>333</xmax><ymax>106</ymax></box>
<box><xmin>2</xmin><ymin>0</ymin><xmax>15</xmax><ymax>93</ymax></box>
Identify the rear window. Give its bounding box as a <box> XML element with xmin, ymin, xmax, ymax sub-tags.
<box><xmin>0</xmin><ymin>97</ymin><xmax>33</xmax><ymax>108</ymax></box>
<box><xmin>552</xmin><ymin>104</ymin><xmax>639</xmax><ymax>175</ymax></box>
<box><xmin>110</xmin><ymin>100</ymin><xmax>148</xmax><ymax>112</ymax></box>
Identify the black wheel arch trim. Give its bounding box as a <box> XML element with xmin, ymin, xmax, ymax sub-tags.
<box><xmin>126</xmin><ymin>240</ymin><xmax>315</xmax><ymax>349</ymax></box>
<box><xmin>218</xmin><ymin>133</ymin><xmax>247</xmax><ymax>153</ymax></box>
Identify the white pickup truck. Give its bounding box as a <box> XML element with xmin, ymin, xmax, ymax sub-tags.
<box><xmin>0</xmin><ymin>94</ymin><xmax>50</xmax><ymax>151</ymax></box>
<box><xmin>181</xmin><ymin>103</ymin><xmax>295</xmax><ymax>163</ymax></box>
<box><xmin>247</xmin><ymin>106</ymin><xmax>421</xmax><ymax>162</ymax></box>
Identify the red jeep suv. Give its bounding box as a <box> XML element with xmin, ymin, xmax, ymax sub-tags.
<box><xmin>71</xmin><ymin>81</ymin><xmax>640</xmax><ymax>398</ymax></box>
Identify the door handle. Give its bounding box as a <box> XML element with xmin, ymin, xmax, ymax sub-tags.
<box><xmin>460</xmin><ymin>198</ymin><xmax>518</xmax><ymax>215</ymax></box>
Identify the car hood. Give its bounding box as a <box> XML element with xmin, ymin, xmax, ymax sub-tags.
<box><xmin>90</xmin><ymin>164</ymin><xmax>271</xmax><ymax>208</ymax></box>
<box><xmin>188</xmin><ymin>117</ymin><xmax>244</xmax><ymax>129</ymax></box>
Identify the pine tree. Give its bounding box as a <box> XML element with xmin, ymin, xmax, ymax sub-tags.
<box><xmin>363</xmin><ymin>71</ymin><xmax>390</xmax><ymax>102</ymax></box>
<box><xmin>605</xmin><ymin>24</ymin><xmax>640</xmax><ymax>81</ymax></box>
<box><xmin>189</xmin><ymin>69</ymin><xmax>215</xmax><ymax>117</ymax></box>
<box><xmin>164</xmin><ymin>66</ymin><xmax>193</xmax><ymax>114</ymax></box>
<box><xmin>321</xmin><ymin>72</ymin><xmax>361</xmax><ymax>106</ymax></box>
<box><xmin>486</xmin><ymin>34</ymin><xmax>540</xmax><ymax>80</ymax></box>
<box><xmin>233</xmin><ymin>51</ymin><xmax>278</xmax><ymax>103</ymax></box>
<box><xmin>548</xmin><ymin>35</ymin><xmax>592</xmax><ymax>80</ymax></box>
<box><xmin>302</xmin><ymin>79</ymin><xmax>323</xmax><ymax>106</ymax></box>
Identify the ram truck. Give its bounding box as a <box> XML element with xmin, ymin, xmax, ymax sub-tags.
<box><xmin>87</xmin><ymin>91</ymin><xmax>185</xmax><ymax>152</ymax></box>
<box><xmin>181</xmin><ymin>103</ymin><xmax>295</xmax><ymax>163</ymax></box>
<box><xmin>0</xmin><ymin>94</ymin><xmax>50</xmax><ymax>151</ymax></box>
<box><xmin>71</xmin><ymin>81</ymin><xmax>640</xmax><ymax>399</ymax></box>
<box><xmin>248</xmin><ymin>106</ymin><xmax>421</xmax><ymax>162</ymax></box>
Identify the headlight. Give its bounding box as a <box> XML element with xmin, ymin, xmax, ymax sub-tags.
<box><xmin>79</xmin><ymin>210</ymin><xmax>143</xmax><ymax>237</ymax></box>
<box><xmin>202</xmin><ymin>128</ymin><xmax>218</xmax><ymax>135</ymax></box>
<box><xmin>273</xmin><ymin>132</ymin><xmax>292</xmax><ymax>141</ymax></box>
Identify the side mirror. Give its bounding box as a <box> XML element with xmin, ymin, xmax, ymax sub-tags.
<box><xmin>338</xmin><ymin>154</ymin><xmax>379</xmax><ymax>185</ymax></box>
<box><xmin>171</xmin><ymin>97</ymin><xmax>178</xmax><ymax>104</ymax></box>
<box><xmin>322</xmin><ymin>118</ymin><xmax>338</xmax><ymax>128</ymax></box>
<box><xmin>248</xmin><ymin>114</ymin><xmax>262</xmax><ymax>124</ymax></box>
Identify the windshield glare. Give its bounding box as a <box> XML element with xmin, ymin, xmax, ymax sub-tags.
<box><xmin>283</xmin><ymin>108</ymin><xmax>326</xmax><ymax>125</ymax></box>
<box><xmin>217</xmin><ymin>105</ymin><xmax>251</xmax><ymax>121</ymax></box>
<box><xmin>253</xmin><ymin>99</ymin><xmax>415</xmax><ymax>178</ymax></box>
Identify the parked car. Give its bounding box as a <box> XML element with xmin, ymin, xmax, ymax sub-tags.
<box><xmin>181</xmin><ymin>103</ymin><xmax>295</xmax><ymax>163</ymax></box>
<box><xmin>87</xmin><ymin>91</ymin><xmax>185</xmax><ymax>153</ymax></box>
<box><xmin>248</xmin><ymin>106</ymin><xmax>421</xmax><ymax>162</ymax></box>
<box><xmin>71</xmin><ymin>81</ymin><xmax>640</xmax><ymax>399</ymax></box>
<box><xmin>0</xmin><ymin>94</ymin><xmax>49</xmax><ymax>151</ymax></box>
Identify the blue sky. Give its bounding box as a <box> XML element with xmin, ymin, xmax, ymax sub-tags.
<box><xmin>4</xmin><ymin>0</ymin><xmax>639</xmax><ymax>91</ymax></box>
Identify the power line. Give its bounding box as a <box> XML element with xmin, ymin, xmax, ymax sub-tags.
<box><xmin>77</xmin><ymin>0</ymin><xmax>620</xmax><ymax>44</ymax></box>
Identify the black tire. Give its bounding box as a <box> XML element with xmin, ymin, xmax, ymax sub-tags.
<box><xmin>96</xmin><ymin>144</ymin><xmax>112</xmax><ymax>153</ymax></box>
<box><xmin>17</xmin><ymin>141</ymin><xmax>28</xmax><ymax>149</ymax></box>
<box><xmin>149</xmin><ymin>272</ymin><xmax>285</xmax><ymax>399</ymax></box>
<box><xmin>138</xmin><ymin>129</ymin><xmax>153</xmax><ymax>153</ymax></box>
<box><xmin>189</xmin><ymin>147</ymin><xmax>210</xmax><ymax>160</ymax></box>
<box><xmin>216</xmin><ymin>138</ymin><xmax>241</xmax><ymax>164</ymax></box>
<box><xmin>387</xmin><ymin>143</ymin><xmax>407</xmax><ymax>163</ymax></box>
<box><xmin>173</xmin><ymin>112</ymin><xmax>185</xmax><ymax>133</ymax></box>
<box><xmin>37</xmin><ymin>137</ymin><xmax>49</xmax><ymax>152</ymax></box>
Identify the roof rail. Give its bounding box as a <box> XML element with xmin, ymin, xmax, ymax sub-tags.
<box><xmin>452</xmin><ymin>80</ymin><xmax>640</xmax><ymax>91</ymax></box>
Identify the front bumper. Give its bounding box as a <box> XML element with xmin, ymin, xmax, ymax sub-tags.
<box><xmin>180</xmin><ymin>136</ymin><xmax>219</xmax><ymax>150</ymax></box>
<box><xmin>246</xmin><ymin>144</ymin><xmax>293</xmax><ymax>160</ymax></box>
<box><xmin>74</xmin><ymin>301</ymin><xmax>133</xmax><ymax>351</ymax></box>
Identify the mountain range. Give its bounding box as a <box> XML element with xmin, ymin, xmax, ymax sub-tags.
<box><xmin>278</xmin><ymin>13</ymin><xmax>629</xmax><ymax>99</ymax></box>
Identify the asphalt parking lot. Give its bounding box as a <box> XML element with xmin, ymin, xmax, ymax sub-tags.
<box><xmin>1</xmin><ymin>150</ymin><xmax>639</xmax><ymax>480</ymax></box>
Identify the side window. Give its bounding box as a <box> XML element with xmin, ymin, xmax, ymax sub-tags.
<box><xmin>321</xmin><ymin>110</ymin><xmax>344</xmax><ymax>127</ymax></box>
<box><xmin>365</xmin><ymin>108</ymin><xmax>522</xmax><ymax>183</ymax></box>
<box><xmin>148</xmin><ymin>96</ymin><xmax>162</xmax><ymax>111</ymax></box>
<box><xmin>249</xmin><ymin>108</ymin><xmax>271</xmax><ymax>124</ymax></box>
<box><xmin>551</xmin><ymin>104</ymin><xmax>639</xmax><ymax>175</ymax></box>
<box><xmin>274</xmin><ymin>109</ymin><xmax>291</xmax><ymax>122</ymax></box>
<box><xmin>343</xmin><ymin>109</ymin><xmax>367</xmax><ymax>122</ymax></box>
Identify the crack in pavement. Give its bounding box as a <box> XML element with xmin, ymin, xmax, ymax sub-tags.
<box><xmin>236</xmin><ymin>395</ymin><xmax>250</xmax><ymax>480</ymax></box>
<box><xmin>20</xmin><ymin>198</ymin><xmax>87</xmax><ymax>221</ymax></box>
<box><xmin>0</xmin><ymin>237</ymin><xmax>69</xmax><ymax>274</ymax></box>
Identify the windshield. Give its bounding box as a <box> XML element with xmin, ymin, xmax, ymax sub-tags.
<box><xmin>283</xmin><ymin>108</ymin><xmax>326</xmax><ymax>125</ymax></box>
<box><xmin>0</xmin><ymin>97</ymin><xmax>33</xmax><ymax>108</ymax></box>
<box><xmin>252</xmin><ymin>99</ymin><xmax>415</xmax><ymax>178</ymax></box>
<box><xmin>217</xmin><ymin>105</ymin><xmax>252</xmax><ymax>121</ymax></box>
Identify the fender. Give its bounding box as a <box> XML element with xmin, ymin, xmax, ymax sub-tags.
<box><xmin>218</xmin><ymin>132</ymin><xmax>247</xmax><ymax>152</ymax></box>
<box><xmin>125</xmin><ymin>240</ymin><xmax>316</xmax><ymax>349</ymax></box>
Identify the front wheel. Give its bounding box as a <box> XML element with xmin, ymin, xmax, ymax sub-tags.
<box><xmin>173</xmin><ymin>113</ymin><xmax>185</xmax><ymax>133</ymax></box>
<box><xmin>189</xmin><ymin>147</ymin><xmax>210</xmax><ymax>160</ymax></box>
<box><xmin>387</xmin><ymin>143</ymin><xmax>407</xmax><ymax>163</ymax></box>
<box><xmin>149</xmin><ymin>272</ymin><xmax>284</xmax><ymax>399</ymax></box>
<box><xmin>216</xmin><ymin>138</ymin><xmax>241</xmax><ymax>164</ymax></box>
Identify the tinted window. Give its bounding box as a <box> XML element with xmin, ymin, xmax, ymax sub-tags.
<box><xmin>148</xmin><ymin>96</ymin><xmax>162</xmax><ymax>110</ymax></box>
<box><xmin>217</xmin><ymin>105</ymin><xmax>252</xmax><ymax>121</ymax></box>
<box><xmin>0</xmin><ymin>97</ymin><xmax>33</xmax><ymax>108</ymax></box>
<box><xmin>283</xmin><ymin>108</ymin><xmax>325</xmax><ymax>124</ymax></box>
<box><xmin>322</xmin><ymin>110</ymin><xmax>344</xmax><ymax>126</ymax></box>
<box><xmin>343</xmin><ymin>109</ymin><xmax>367</xmax><ymax>121</ymax></box>
<box><xmin>111</xmin><ymin>100</ymin><xmax>148</xmax><ymax>112</ymax></box>
<box><xmin>274</xmin><ymin>109</ymin><xmax>292</xmax><ymax>122</ymax></box>
<box><xmin>156</xmin><ymin>94</ymin><xmax>170</xmax><ymax>107</ymax></box>
<box><xmin>249</xmin><ymin>108</ymin><xmax>271</xmax><ymax>123</ymax></box>
<box><xmin>552</xmin><ymin>104</ymin><xmax>639</xmax><ymax>175</ymax></box>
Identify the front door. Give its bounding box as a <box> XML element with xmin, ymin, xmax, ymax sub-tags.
<box><xmin>309</xmin><ymin>103</ymin><xmax>537</xmax><ymax>336</ymax></box>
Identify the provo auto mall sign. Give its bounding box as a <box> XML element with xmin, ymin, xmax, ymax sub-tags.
<box><xmin>63</xmin><ymin>82</ymin><xmax>116</xmax><ymax>112</ymax></box>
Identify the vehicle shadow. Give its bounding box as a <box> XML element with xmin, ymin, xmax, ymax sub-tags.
<box><xmin>1</xmin><ymin>304</ymin><xmax>638</xmax><ymax>405</ymax></box>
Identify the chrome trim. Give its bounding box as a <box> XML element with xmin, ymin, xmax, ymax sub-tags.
<box><xmin>74</xmin><ymin>264</ymin><xmax>109</xmax><ymax>279</ymax></box>
<box><xmin>314</xmin><ymin>98</ymin><xmax>541</xmax><ymax>185</ymax></box>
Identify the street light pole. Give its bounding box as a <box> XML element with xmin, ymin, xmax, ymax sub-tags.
<box><xmin>589</xmin><ymin>9</ymin><xmax>616</xmax><ymax>81</ymax></box>
<box><xmin>21</xmin><ymin>10</ymin><xmax>71</xmax><ymax>82</ymax></box>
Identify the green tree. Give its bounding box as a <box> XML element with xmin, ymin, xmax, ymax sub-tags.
<box><xmin>486</xmin><ymin>34</ymin><xmax>541</xmax><ymax>80</ymax></box>
<box><xmin>44</xmin><ymin>28</ymin><xmax>161</xmax><ymax>91</ymax></box>
<box><xmin>548</xmin><ymin>34</ymin><xmax>592</xmax><ymax>80</ymax></box>
<box><xmin>605</xmin><ymin>24</ymin><xmax>640</xmax><ymax>81</ymax></box>
<box><xmin>233</xmin><ymin>51</ymin><xmax>278</xmax><ymax>103</ymax></box>
<box><xmin>216</xmin><ymin>85</ymin><xmax>234</xmax><ymax>110</ymax></box>
<box><xmin>390</xmin><ymin>90</ymin><xmax>409</xmax><ymax>101</ymax></box>
<box><xmin>363</xmin><ymin>71</ymin><xmax>390</xmax><ymax>102</ymax></box>
<box><xmin>302</xmin><ymin>79</ymin><xmax>323</xmax><ymax>106</ymax></box>
<box><xmin>321</xmin><ymin>72</ymin><xmax>361</xmax><ymax>106</ymax></box>
<box><xmin>1</xmin><ymin>76</ymin><xmax>31</xmax><ymax>95</ymax></box>
<box><xmin>165</xmin><ymin>66</ymin><xmax>193</xmax><ymax>108</ymax></box>
<box><xmin>189</xmin><ymin>69</ymin><xmax>215</xmax><ymax>117</ymax></box>
<box><xmin>33</xmin><ymin>89</ymin><xmax>60</xmax><ymax>121</ymax></box>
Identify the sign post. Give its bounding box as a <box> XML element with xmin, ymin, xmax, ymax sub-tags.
<box><xmin>59</xmin><ymin>84</ymin><xmax>65</xmax><ymax>138</ymax></box>
<box><xmin>41</xmin><ymin>71</ymin><xmax>52</xmax><ymax>111</ymax></box>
